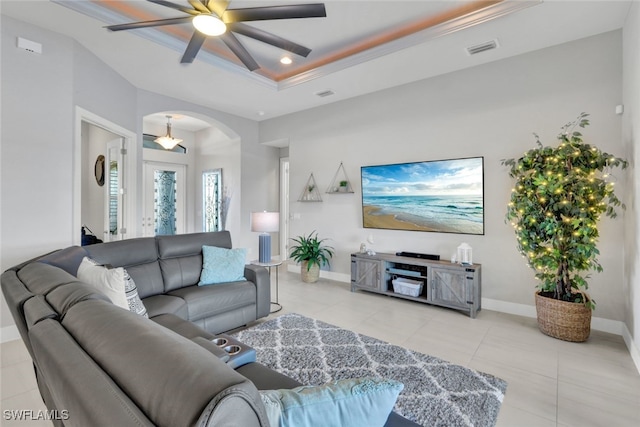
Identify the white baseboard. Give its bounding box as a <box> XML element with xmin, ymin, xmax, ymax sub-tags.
<box><xmin>286</xmin><ymin>264</ymin><xmax>351</xmax><ymax>283</ymax></box>
<box><xmin>481</xmin><ymin>297</ymin><xmax>625</xmax><ymax>335</ymax></box>
<box><xmin>1</xmin><ymin>325</ymin><xmax>20</xmax><ymax>343</ymax></box>
<box><xmin>622</xmin><ymin>324</ymin><xmax>640</xmax><ymax>374</ymax></box>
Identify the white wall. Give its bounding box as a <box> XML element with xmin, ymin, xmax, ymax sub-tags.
<box><xmin>1</xmin><ymin>15</ymin><xmax>75</xmax><ymax>332</ymax></box>
<box><xmin>622</xmin><ymin>1</ymin><xmax>640</xmax><ymax>365</ymax></box>
<box><xmin>261</xmin><ymin>30</ymin><xmax>627</xmax><ymax>322</ymax></box>
<box><xmin>0</xmin><ymin>16</ymin><xmax>280</xmax><ymax>333</ymax></box>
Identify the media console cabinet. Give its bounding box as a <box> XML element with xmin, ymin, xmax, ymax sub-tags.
<box><xmin>350</xmin><ymin>252</ymin><xmax>481</xmax><ymax>318</ymax></box>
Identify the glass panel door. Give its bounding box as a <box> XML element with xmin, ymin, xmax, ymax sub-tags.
<box><xmin>154</xmin><ymin>170</ymin><xmax>177</xmax><ymax>235</ymax></box>
<box><xmin>202</xmin><ymin>169</ymin><xmax>222</xmax><ymax>232</ymax></box>
<box><xmin>143</xmin><ymin>162</ymin><xmax>185</xmax><ymax>236</ymax></box>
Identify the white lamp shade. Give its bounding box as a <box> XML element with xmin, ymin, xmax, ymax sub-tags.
<box><xmin>251</xmin><ymin>212</ymin><xmax>279</xmax><ymax>233</ymax></box>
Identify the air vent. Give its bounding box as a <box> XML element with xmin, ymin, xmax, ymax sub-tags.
<box><xmin>466</xmin><ymin>39</ymin><xmax>498</xmax><ymax>56</ymax></box>
<box><xmin>315</xmin><ymin>89</ymin><xmax>335</xmax><ymax>98</ymax></box>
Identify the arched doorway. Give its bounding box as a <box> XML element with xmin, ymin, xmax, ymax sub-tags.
<box><xmin>142</xmin><ymin>112</ymin><xmax>241</xmax><ymax>237</ymax></box>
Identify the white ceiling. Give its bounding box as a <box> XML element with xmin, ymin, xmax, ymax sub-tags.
<box><xmin>1</xmin><ymin>0</ymin><xmax>633</xmax><ymax>126</ymax></box>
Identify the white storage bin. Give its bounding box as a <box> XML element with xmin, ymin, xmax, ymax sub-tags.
<box><xmin>392</xmin><ymin>277</ymin><xmax>423</xmax><ymax>297</ymax></box>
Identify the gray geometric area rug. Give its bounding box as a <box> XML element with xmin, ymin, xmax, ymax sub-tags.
<box><xmin>234</xmin><ymin>313</ymin><xmax>507</xmax><ymax>427</ymax></box>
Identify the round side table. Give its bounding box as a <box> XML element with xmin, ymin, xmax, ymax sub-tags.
<box><xmin>250</xmin><ymin>259</ymin><xmax>283</xmax><ymax>313</ymax></box>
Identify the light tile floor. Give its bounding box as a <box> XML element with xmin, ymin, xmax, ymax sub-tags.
<box><xmin>2</xmin><ymin>269</ymin><xmax>639</xmax><ymax>426</ymax></box>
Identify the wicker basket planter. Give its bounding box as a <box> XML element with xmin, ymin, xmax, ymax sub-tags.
<box><xmin>535</xmin><ymin>291</ymin><xmax>591</xmax><ymax>342</ymax></box>
<box><xmin>301</xmin><ymin>261</ymin><xmax>320</xmax><ymax>283</ymax></box>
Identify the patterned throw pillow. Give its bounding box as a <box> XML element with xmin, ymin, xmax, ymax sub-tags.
<box><xmin>123</xmin><ymin>268</ymin><xmax>148</xmax><ymax>318</ymax></box>
<box><xmin>77</xmin><ymin>257</ymin><xmax>148</xmax><ymax>317</ymax></box>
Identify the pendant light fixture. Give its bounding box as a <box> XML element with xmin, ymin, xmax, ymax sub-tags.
<box><xmin>155</xmin><ymin>115</ymin><xmax>183</xmax><ymax>150</ymax></box>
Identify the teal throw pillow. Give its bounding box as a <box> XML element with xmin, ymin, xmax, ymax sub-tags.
<box><xmin>259</xmin><ymin>377</ymin><xmax>403</xmax><ymax>427</ymax></box>
<box><xmin>198</xmin><ymin>246</ymin><xmax>247</xmax><ymax>286</ymax></box>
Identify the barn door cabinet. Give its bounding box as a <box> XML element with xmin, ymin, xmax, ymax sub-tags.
<box><xmin>350</xmin><ymin>252</ymin><xmax>481</xmax><ymax>318</ymax></box>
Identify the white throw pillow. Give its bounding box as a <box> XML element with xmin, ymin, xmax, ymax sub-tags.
<box><xmin>77</xmin><ymin>257</ymin><xmax>130</xmax><ymax>311</ymax></box>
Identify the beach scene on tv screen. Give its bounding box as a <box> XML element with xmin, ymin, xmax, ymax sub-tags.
<box><xmin>361</xmin><ymin>157</ymin><xmax>484</xmax><ymax>235</ymax></box>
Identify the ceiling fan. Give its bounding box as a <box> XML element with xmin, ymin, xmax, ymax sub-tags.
<box><xmin>105</xmin><ymin>0</ymin><xmax>326</xmax><ymax>71</ymax></box>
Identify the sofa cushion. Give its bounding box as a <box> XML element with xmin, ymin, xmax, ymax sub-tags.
<box><xmin>143</xmin><ymin>294</ymin><xmax>189</xmax><ymax>319</ymax></box>
<box><xmin>199</xmin><ymin>246</ymin><xmax>247</xmax><ymax>285</ymax></box>
<box><xmin>29</xmin><ymin>318</ymin><xmax>155</xmax><ymax>427</ymax></box>
<box><xmin>38</xmin><ymin>246</ymin><xmax>88</xmax><ymax>276</ymax></box>
<box><xmin>168</xmin><ymin>282</ymin><xmax>256</xmax><ymax>322</ymax></box>
<box><xmin>259</xmin><ymin>378</ymin><xmax>404</xmax><ymax>427</ymax></box>
<box><xmin>85</xmin><ymin>237</ymin><xmax>164</xmax><ymax>299</ymax></box>
<box><xmin>77</xmin><ymin>257</ymin><xmax>129</xmax><ymax>310</ymax></box>
<box><xmin>62</xmin><ymin>299</ymin><xmax>269</xmax><ymax>427</ymax></box>
<box><xmin>157</xmin><ymin>231</ymin><xmax>232</xmax><ymax>259</ymax></box>
<box><xmin>157</xmin><ymin>231</ymin><xmax>233</xmax><ymax>292</ymax></box>
<box><xmin>46</xmin><ymin>281</ymin><xmax>111</xmax><ymax>317</ymax></box>
<box><xmin>151</xmin><ymin>313</ymin><xmax>214</xmax><ymax>340</ymax></box>
<box><xmin>23</xmin><ymin>295</ymin><xmax>57</xmax><ymax>329</ymax></box>
<box><xmin>18</xmin><ymin>262</ymin><xmax>79</xmax><ymax>296</ymax></box>
<box><xmin>85</xmin><ymin>236</ymin><xmax>158</xmax><ymax>267</ymax></box>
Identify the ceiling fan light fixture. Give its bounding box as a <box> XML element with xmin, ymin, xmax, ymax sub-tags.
<box><xmin>155</xmin><ymin>116</ymin><xmax>183</xmax><ymax>150</ymax></box>
<box><xmin>193</xmin><ymin>14</ymin><xmax>227</xmax><ymax>36</ymax></box>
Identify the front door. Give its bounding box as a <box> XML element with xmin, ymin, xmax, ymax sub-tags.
<box><xmin>143</xmin><ymin>162</ymin><xmax>186</xmax><ymax>236</ymax></box>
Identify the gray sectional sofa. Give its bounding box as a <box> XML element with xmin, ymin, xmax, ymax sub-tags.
<box><xmin>2</xmin><ymin>231</ymin><xmax>418</xmax><ymax>427</ymax></box>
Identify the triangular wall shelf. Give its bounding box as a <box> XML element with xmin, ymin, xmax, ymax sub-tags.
<box><xmin>326</xmin><ymin>162</ymin><xmax>354</xmax><ymax>193</ymax></box>
<box><xmin>298</xmin><ymin>173</ymin><xmax>323</xmax><ymax>202</ymax></box>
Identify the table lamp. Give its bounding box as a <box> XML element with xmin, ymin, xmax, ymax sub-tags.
<box><xmin>251</xmin><ymin>211</ymin><xmax>279</xmax><ymax>263</ymax></box>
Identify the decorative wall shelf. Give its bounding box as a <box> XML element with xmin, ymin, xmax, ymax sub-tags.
<box><xmin>326</xmin><ymin>162</ymin><xmax>354</xmax><ymax>193</ymax></box>
<box><xmin>298</xmin><ymin>173</ymin><xmax>323</xmax><ymax>202</ymax></box>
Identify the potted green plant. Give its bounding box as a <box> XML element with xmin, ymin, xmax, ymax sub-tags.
<box><xmin>502</xmin><ymin>113</ymin><xmax>627</xmax><ymax>342</ymax></box>
<box><xmin>289</xmin><ymin>231</ymin><xmax>334</xmax><ymax>283</ymax></box>
<box><xmin>338</xmin><ymin>180</ymin><xmax>349</xmax><ymax>192</ymax></box>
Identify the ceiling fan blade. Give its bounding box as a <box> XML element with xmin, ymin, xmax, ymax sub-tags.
<box><xmin>188</xmin><ymin>0</ymin><xmax>210</xmax><ymax>14</ymax></box>
<box><xmin>181</xmin><ymin>31</ymin><xmax>207</xmax><ymax>63</ymax></box>
<box><xmin>223</xmin><ymin>3</ymin><xmax>326</xmax><ymax>23</ymax></box>
<box><xmin>207</xmin><ymin>0</ymin><xmax>229</xmax><ymax>17</ymax></box>
<box><xmin>106</xmin><ymin>16</ymin><xmax>194</xmax><ymax>31</ymax></box>
<box><xmin>229</xmin><ymin>23</ymin><xmax>311</xmax><ymax>57</ymax></box>
<box><xmin>147</xmin><ymin>0</ymin><xmax>199</xmax><ymax>16</ymax></box>
<box><xmin>221</xmin><ymin>33</ymin><xmax>260</xmax><ymax>71</ymax></box>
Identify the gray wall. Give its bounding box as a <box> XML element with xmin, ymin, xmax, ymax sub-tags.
<box><xmin>261</xmin><ymin>31</ymin><xmax>628</xmax><ymax>322</ymax></box>
<box><xmin>0</xmin><ymin>15</ymin><xmax>279</xmax><ymax>331</ymax></box>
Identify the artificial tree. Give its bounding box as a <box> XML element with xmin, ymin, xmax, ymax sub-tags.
<box><xmin>502</xmin><ymin>113</ymin><xmax>627</xmax><ymax>309</ymax></box>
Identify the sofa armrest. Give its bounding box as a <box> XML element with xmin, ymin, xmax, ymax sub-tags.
<box><xmin>192</xmin><ymin>336</ymin><xmax>231</xmax><ymax>363</ymax></box>
<box><xmin>243</xmin><ymin>265</ymin><xmax>270</xmax><ymax>319</ymax></box>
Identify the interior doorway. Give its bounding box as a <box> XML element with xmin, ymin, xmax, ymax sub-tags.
<box><xmin>75</xmin><ymin>107</ymin><xmax>137</xmax><ymax>246</ymax></box>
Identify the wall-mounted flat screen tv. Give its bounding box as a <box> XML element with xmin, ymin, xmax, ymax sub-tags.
<box><xmin>361</xmin><ymin>157</ymin><xmax>484</xmax><ymax>235</ymax></box>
